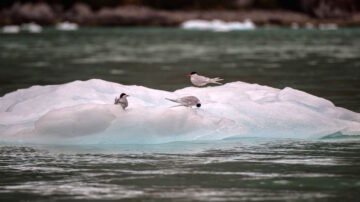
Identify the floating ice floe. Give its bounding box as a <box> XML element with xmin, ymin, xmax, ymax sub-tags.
<box><xmin>319</xmin><ymin>23</ymin><xmax>338</xmax><ymax>30</ymax></box>
<box><xmin>291</xmin><ymin>22</ymin><xmax>299</xmax><ymax>30</ymax></box>
<box><xmin>0</xmin><ymin>79</ymin><xmax>359</xmax><ymax>144</ymax></box>
<box><xmin>56</xmin><ymin>21</ymin><xmax>79</xmax><ymax>31</ymax></box>
<box><xmin>291</xmin><ymin>22</ymin><xmax>338</xmax><ymax>30</ymax></box>
<box><xmin>2</xmin><ymin>25</ymin><xmax>20</xmax><ymax>34</ymax></box>
<box><xmin>21</xmin><ymin>22</ymin><xmax>42</xmax><ymax>33</ymax></box>
<box><xmin>305</xmin><ymin>22</ymin><xmax>315</xmax><ymax>29</ymax></box>
<box><xmin>182</xmin><ymin>19</ymin><xmax>255</xmax><ymax>32</ymax></box>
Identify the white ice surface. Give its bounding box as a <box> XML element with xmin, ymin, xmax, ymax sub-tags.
<box><xmin>56</xmin><ymin>21</ymin><xmax>79</xmax><ymax>31</ymax></box>
<box><xmin>21</xmin><ymin>23</ymin><xmax>42</xmax><ymax>33</ymax></box>
<box><xmin>182</xmin><ymin>19</ymin><xmax>255</xmax><ymax>32</ymax></box>
<box><xmin>0</xmin><ymin>79</ymin><xmax>359</xmax><ymax>144</ymax></box>
<box><xmin>2</xmin><ymin>25</ymin><xmax>20</xmax><ymax>34</ymax></box>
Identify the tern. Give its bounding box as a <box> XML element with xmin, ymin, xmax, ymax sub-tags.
<box><xmin>114</xmin><ymin>93</ymin><xmax>129</xmax><ymax>110</ymax></box>
<box><xmin>187</xmin><ymin>71</ymin><xmax>223</xmax><ymax>87</ymax></box>
<box><xmin>166</xmin><ymin>96</ymin><xmax>201</xmax><ymax>108</ymax></box>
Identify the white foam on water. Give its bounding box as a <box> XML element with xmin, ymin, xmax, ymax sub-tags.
<box><xmin>0</xmin><ymin>79</ymin><xmax>359</xmax><ymax>144</ymax></box>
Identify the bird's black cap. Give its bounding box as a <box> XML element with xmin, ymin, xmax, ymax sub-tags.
<box><xmin>190</xmin><ymin>72</ymin><xmax>197</xmax><ymax>75</ymax></box>
<box><xmin>196</xmin><ymin>103</ymin><xmax>201</xmax><ymax>108</ymax></box>
<box><xmin>120</xmin><ymin>93</ymin><xmax>127</xmax><ymax>98</ymax></box>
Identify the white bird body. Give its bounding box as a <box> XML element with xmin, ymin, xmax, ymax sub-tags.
<box><xmin>166</xmin><ymin>96</ymin><xmax>201</xmax><ymax>108</ymax></box>
<box><xmin>115</xmin><ymin>93</ymin><xmax>129</xmax><ymax>110</ymax></box>
<box><xmin>188</xmin><ymin>72</ymin><xmax>223</xmax><ymax>87</ymax></box>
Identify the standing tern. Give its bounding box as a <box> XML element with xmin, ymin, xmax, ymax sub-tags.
<box><xmin>114</xmin><ymin>93</ymin><xmax>129</xmax><ymax>110</ymax></box>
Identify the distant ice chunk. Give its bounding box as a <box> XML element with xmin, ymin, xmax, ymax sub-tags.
<box><xmin>2</xmin><ymin>25</ymin><xmax>20</xmax><ymax>34</ymax></box>
<box><xmin>291</xmin><ymin>22</ymin><xmax>299</xmax><ymax>30</ymax></box>
<box><xmin>21</xmin><ymin>22</ymin><xmax>42</xmax><ymax>33</ymax></box>
<box><xmin>319</xmin><ymin>23</ymin><xmax>338</xmax><ymax>30</ymax></box>
<box><xmin>182</xmin><ymin>19</ymin><xmax>255</xmax><ymax>32</ymax></box>
<box><xmin>56</xmin><ymin>21</ymin><xmax>79</xmax><ymax>31</ymax></box>
<box><xmin>0</xmin><ymin>79</ymin><xmax>359</xmax><ymax>144</ymax></box>
<box><xmin>305</xmin><ymin>22</ymin><xmax>315</xmax><ymax>29</ymax></box>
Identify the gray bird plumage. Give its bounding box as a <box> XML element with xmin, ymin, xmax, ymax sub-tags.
<box><xmin>166</xmin><ymin>96</ymin><xmax>201</xmax><ymax>108</ymax></box>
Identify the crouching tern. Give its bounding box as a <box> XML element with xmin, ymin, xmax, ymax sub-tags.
<box><xmin>166</xmin><ymin>96</ymin><xmax>201</xmax><ymax>108</ymax></box>
<box><xmin>187</xmin><ymin>71</ymin><xmax>223</xmax><ymax>87</ymax></box>
<box><xmin>114</xmin><ymin>93</ymin><xmax>129</xmax><ymax>110</ymax></box>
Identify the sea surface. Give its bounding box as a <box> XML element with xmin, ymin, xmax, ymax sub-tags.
<box><xmin>0</xmin><ymin>28</ymin><xmax>359</xmax><ymax>111</ymax></box>
<box><xmin>1</xmin><ymin>28</ymin><xmax>360</xmax><ymax>201</ymax></box>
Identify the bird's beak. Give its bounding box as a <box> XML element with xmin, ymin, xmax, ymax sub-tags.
<box><xmin>186</xmin><ymin>74</ymin><xmax>191</xmax><ymax>78</ymax></box>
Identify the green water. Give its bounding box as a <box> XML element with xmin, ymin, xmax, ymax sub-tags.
<box><xmin>1</xmin><ymin>140</ymin><xmax>360</xmax><ymax>201</ymax></box>
<box><xmin>0</xmin><ymin>28</ymin><xmax>359</xmax><ymax>111</ymax></box>
<box><xmin>0</xmin><ymin>28</ymin><xmax>360</xmax><ymax>201</ymax></box>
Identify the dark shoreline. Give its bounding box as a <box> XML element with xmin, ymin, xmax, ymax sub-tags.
<box><xmin>1</xmin><ymin>3</ymin><xmax>360</xmax><ymax>27</ymax></box>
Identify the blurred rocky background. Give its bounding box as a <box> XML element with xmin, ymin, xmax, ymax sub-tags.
<box><xmin>1</xmin><ymin>0</ymin><xmax>360</xmax><ymax>26</ymax></box>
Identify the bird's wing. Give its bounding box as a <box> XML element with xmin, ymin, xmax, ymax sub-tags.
<box><xmin>180</xmin><ymin>96</ymin><xmax>198</xmax><ymax>105</ymax></box>
<box><xmin>197</xmin><ymin>74</ymin><xmax>211</xmax><ymax>81</ymax></box>
<box><xmin>212</xmin><ymin>77</ymin><xmax>223</xmax><ymax>81</ymax></box>
<box><xmin>169</xmin><ymin>104</ymin><xmax>184</xmax><ymax>108</ymax></box>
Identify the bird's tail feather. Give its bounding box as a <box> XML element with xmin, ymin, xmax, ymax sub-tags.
<box><xmin>114</xmin><ymin>97</ymin><xmax>119</xmax><ymax>104</ymax></box>
<box><xmin>210</xmin><ymin>77</ymin><xmax>223</xmax><ymax>85</ymax></box>
<box><xmin>165</xmin><ymin>98</ymin><xmax>178</xmax><ymax>103</ymax></box>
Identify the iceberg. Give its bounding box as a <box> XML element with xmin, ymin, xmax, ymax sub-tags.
<box><xmin>2</xmin><ymin>25</ymin><xmax>20</xmax><ymax>34</ymax></box>
<box><xmin>319</xmin><ymin>23</ymin><xmax>338</xmax><ymax>30</ymax></box>
<box><xmin>181</xmin><ymin>19</ymin><xmax>255</xmax><ymax>32</ymax></box>
<box><xmin>0</xmin><ymin>79</ymin><xmax>359</xmax><ymax>144</ymax></box>
<box><xmin>21</xmin><ymin>22</ymin><xmax>42</xmax><ymax>33</ymax></box>
<box><xmin>2</xmin><ymin>23</ymin><xmax>42</xmax><ymax>34</ymax></box>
